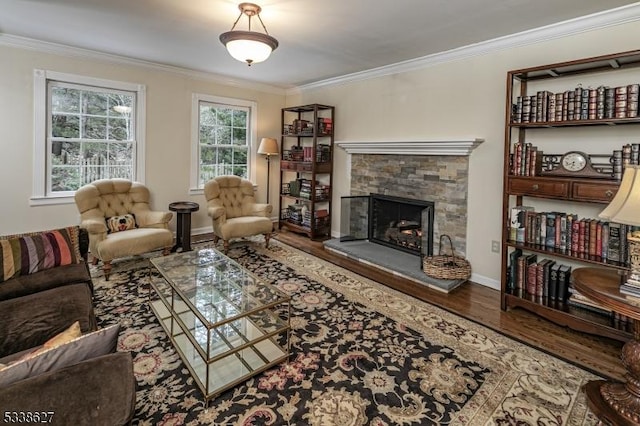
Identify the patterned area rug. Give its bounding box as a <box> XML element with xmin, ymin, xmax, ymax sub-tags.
<box><xmin>91</xmin><ymin>239</ymin><xmax>600</xmax><ymax>425</ymax></box>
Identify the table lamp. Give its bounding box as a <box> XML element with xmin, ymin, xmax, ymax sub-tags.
<box><xmin>257</xmin><ymin>137</ymin><xmax>279</xmax><ymax>203</ymax></box>
<box><xmin>599</xmin><ymin>165</ymin><xmax>640</xmax><ymax>282</ymax></box>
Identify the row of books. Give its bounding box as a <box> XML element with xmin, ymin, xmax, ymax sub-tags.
<box><xmin>282</xmin><ymin>144</ymin><xmax>331</xmax><ymax>163</ymax></box>
<box><xmin>507</xmin><ymin>250</ymin><xmax>570</xmax><ymax>300</ymax></box>
<box><xmin>510</xmin><ymin>142</ymin><xmax>542</xmax><ymax>176</ymax></box>
<box><xmin>281</xmin><ymin>205</ymin><xmax>329</xmax><ymax>228</ymax></box>
<box><xmin>283</xmin><ymin>117</ymin><xmax>333</xmax><ymax>135</ymax></box>
<box><xmin>509</xmin><ymin>285</ymin><xmax>633</xmax><ymax>331</ymax></box>
<box><xmin>299</xmin><ymin>180</ymin><xmax>330</xmax><ymax>201</ymax></box>
<box><xmin>301</xmin><ymin>209</ymin><xmax>329</xmax><ymax>228</ymax></box>
<box><xmin>510</xmin><ymin>206</ymin><xmax>635</xmax><ymax>264</ymax></box>
<box><xmin>613</xmin><ymin>143</ymin><xmax>640</xmax><ymax>181</ymax></box>
<box><xmin>283</xmin><ymin>204</ymin><xmax>305</xmax><ymax>224</ymax></box>
<box><xmin>508</xmin><ymin>252</ymin><xmax>634</xmax><ymax>321</ymax></box>
<box><xmin>511</xmin><ymin>84</ymin><xmax>639</xmax><ymax>124</ymax></box>
<box><xmin>509</xmin><ymin>141</ymin><xmax>640</xmax><ymax>179</ymax></box>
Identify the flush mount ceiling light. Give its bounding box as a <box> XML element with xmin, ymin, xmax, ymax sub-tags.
<box><xmin>219</xmin><ymin>3</ymin><xmax>279</xmax><ymax>66</ymax></box>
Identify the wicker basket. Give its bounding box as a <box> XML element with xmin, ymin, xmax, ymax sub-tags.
<box><xmin>423</xmin><ymin>234</ymin><xmax>471</xmax><ymax>280</ymax></box>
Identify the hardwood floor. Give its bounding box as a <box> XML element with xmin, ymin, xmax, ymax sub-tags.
<box><xmin>272</xmin><ymin>230</ymin><xmax>626</xmax><ymax>382</ymax></box>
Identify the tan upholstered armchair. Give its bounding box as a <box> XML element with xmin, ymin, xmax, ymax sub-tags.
<box><xmin>204</xmin><ymin>175</ymin><xmax>273</xmax><ymax>253</ymax></box>
<box><xmin>74</xmin><ymin>179</ymin><xmax>173</xmax><ymax>279</ymax></box>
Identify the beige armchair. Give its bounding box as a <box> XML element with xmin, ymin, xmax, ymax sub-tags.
<box><xmin>204</xmin><ymin>175</ymin><xmax>273</xmax><ymax>253</ymax></box>
<box><xmin>74</xmin><ymin>179</ymin><xmax>173</xmax><ymax>279</ymax></box>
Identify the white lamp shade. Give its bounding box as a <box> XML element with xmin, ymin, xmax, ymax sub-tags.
<box><xmin>599</xmin><ymin>165</ymin><xmax>640</xmax><ymax>226</ymax></box>
<box><xmin>220</xmin><ymin>29</ymin><xmax>278</xmax><ymax>65</ymax></box>
<box><xmin>226</xmin><ymin>39</ymin><xmax>272</xmax><ymax>63</ymax></box>
<box><xmin>258</xmin><ymin>137</ymin><xmax>279</xmax><ymax>155</ymax></box>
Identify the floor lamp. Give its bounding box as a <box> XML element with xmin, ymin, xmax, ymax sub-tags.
<box><xmin>257</xmin><ymin>137</ymin><xmax>279</xmax><ymax>203</ymax></box>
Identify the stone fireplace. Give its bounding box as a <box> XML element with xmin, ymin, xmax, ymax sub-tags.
<box><xmin>337</xmin><ymin>139</ymin><xmax>483</xmax><ymax>256</ymax></box>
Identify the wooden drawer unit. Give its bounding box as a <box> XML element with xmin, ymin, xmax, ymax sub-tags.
<box><xmin>572</xmin><ymin>181</ymin><xmax>619</xmax><ymax>203</ymax></box>
<box><xmin>508</xmin><ymin>177</ymin><xmax>569</xmax><ymax>198</ymax></box>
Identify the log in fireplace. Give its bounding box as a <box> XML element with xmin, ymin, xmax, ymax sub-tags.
<box><xmin>341</xmin><ymin>194</ymin><xmax>434</xmax><ymax>260</ymax></box>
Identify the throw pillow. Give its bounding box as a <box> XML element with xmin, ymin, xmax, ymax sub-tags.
<box><xmin>0</xmin><ymin>226</ymin><xmax>83</xmax><ymax>282</ymax></box>
<box><xmin>105</xmin><ymin>214</ymin><xmax>137</xmax><ymax>233</ymax></box>
<box><xmin>18</xmin><ymin>321</ymin><xmax>82</xmax><ymax>362</ymax></box>
<box><xmin>0</xmin><ymin>323</ymin><xmax>120</xmax><ymax>387</ymax></box>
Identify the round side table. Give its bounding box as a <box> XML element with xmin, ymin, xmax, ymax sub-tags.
<box><xmin>572</xmin><ymin>267</ymin><xmax>640</xmax><ymax>426</ymax></box>
<box><xmin>169</xmin><ymin>201</ymin><xmax>200</xmax><ymax>252</ymax></box>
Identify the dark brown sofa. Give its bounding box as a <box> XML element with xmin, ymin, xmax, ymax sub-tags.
<box><xmin>0</xmin><ymin>227</ymin><xmax>136</xmax><ymax>425</ymax></box>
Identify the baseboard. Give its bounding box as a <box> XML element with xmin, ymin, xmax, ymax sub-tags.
<box><xmin>471</xmin><ymin>273</ymin><xmax>500</xmax><ymax>290</ymax></box>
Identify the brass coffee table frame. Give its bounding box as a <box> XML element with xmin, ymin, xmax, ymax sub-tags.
<box><xmin>148</xmin><ymin>248</ymin><xmax>291</xmax><ymax>404</ymax></box>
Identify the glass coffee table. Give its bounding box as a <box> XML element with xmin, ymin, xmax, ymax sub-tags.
<box><xmin>148</xmin><ymin>247</ymin><xmax>291</xmax><ymax>404</ymax></box>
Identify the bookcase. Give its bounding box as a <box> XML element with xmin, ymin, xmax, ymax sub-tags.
<box><xmin>501</xmin><ymin>50</ymin><xmax>640</xmax><ymax>342</ymax></box>
<box><xmin>279</xmin><ymin>104</ymin><xmax>334</xmax><ymax>239</ymax></box>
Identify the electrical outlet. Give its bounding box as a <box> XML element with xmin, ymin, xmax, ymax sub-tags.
<box><xmin>491</xmin><ymin>240</ymin><xmax>500</xmax><ymax>253</ymax></box>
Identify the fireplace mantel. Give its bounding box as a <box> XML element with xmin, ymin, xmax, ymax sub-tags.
<box><xmin>336</xmin><ymin>139</ymin><xmax>484</xmax><ymax>156</ymax></box>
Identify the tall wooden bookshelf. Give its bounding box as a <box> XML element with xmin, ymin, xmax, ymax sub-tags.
<box><xmin>501</xmin><ymin>50</ymin><xmax>640</xmax><ymax>342</ymax></box>
<box><xmin>278</xmin><ymin>104</ymin><xmax>334</xmax><ymax>239</ymax></box>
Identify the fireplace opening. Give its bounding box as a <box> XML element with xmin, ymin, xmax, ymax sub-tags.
<box><xmin>340</xmin><ymin>194</ymin><xmax>434</xmax><ymax>261</ymax></box>
<box><xmin>370</xmin><ymin>194</ymin><xmax>434</xmax><ymax>256</ymax></box>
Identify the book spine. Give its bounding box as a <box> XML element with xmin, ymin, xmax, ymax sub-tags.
<box><xmin>527</xmin><ymin>262</ymin><xmax>538</xmax><ymax>295</ymax></box>
<box><xmin>628</xmin><ymin>84</ymin><xmax>639</xmax><ymax>118</ymax></box>
<box><xmin>608</xmin><ymin>222</ymin><xmax>621</xmax><ymax>262</ymax></box>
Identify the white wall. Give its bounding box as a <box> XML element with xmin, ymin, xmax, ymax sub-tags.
<box><xmin>286</xmin><ymin>20</ymin><xmax>640</xmax><ymax>287</ymax></box>
<box><xmin>0</xmin><ymin>44</ymin><xmax>285</xmax><ymax>236</ymax></box>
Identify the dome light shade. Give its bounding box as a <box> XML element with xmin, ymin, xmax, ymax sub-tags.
<box><xmin>220</xmin><ymin>3</ymin><xmax>279</xmax><ymax>66</ymax></box>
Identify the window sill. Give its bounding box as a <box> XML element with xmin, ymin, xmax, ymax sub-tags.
<box><xmin>30</xmin><ymin>195</ymin><xmax>75</xmax><ymax>206</ymax></box>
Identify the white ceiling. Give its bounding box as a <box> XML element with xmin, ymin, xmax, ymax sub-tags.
<box><xmin>1</xmin><ymin>0</ymin><xmax>638</xmax><ymax>89</ymax></box>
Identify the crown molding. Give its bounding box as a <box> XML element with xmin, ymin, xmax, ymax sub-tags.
<box><xmin>0</xmin><ymin>34</ymin><xmax>286</xmax><ymax>96</ymax></box>
<box><xmin>290</xmin><ymin>3</ymin><xmax>640</xmax><ymax>94</ymax></box>
<box><xmin>336</xmin><ymin>139</ymin><xmax>484</xmax><ymax>156</ymax></box>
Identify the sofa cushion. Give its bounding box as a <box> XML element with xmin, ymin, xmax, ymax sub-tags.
<box><xmin>0</xmin><ymin>352</ymin><xmax>136</xmax><ymax>426</ymax></box>
<box><xmin>0</xmin><ymin>226</ymin><xmax>83</xmax><ymax>282</ymax></box>
<box><xmin>0</xmin><ymin>323</ymin><xmax>120</xmax><ymax>387</ymax></box>
<box><xmin>0</xmin><ymin>284</ymin><xmax>97</xmax><ymax>357</ymax></box>
<box><xmin>0</xmin><ymin>261</ymin><xmax>92</xmax><ymax>302</ymax></box>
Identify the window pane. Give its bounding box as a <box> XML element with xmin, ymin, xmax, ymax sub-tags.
<box><xmin>200</xmin><ymin>165</ymin><xmax>216</xmax><ymax>186</ymax></box>
<box><xmin>216</xmin><ymin>127</ymin><xmax>232</xmax><ymax>145</ymax></box>
<box><xmin>218</xmin><ymin>147</ymin><xmax>233</xmax><ymax>164</ymax></box>
<box><xmin>51</xmin><ymin>114</ymin><xmax>80</xmax><ymax>138</ymax></box>
<box><xmin>232</xmin><ymin>110</ymin><xmax>247</xmax><ymax>127</ymax></box>
<box><xmin>51</xmin><ymin>87</ymin><xmax>80</xmax><ymax>113</ymax></box>
<box><xmin>200</xmin><ymin>105</ymin><xmax>216</xmax><ymax>126</ymax></box>
<box><xmin>82</xmin><ymin>116</ymin><xmax>107</xmax><ymax>139</ymax></box>
<box><xmin>109</xmin><ymin>94</ymin><xmax>132</xmax><ymax>116</ymax></box>
<box><xmin>51</xmin><ymin>141</ymin><xmax>81</xmax><ymax>165</ymax></box>
<box><xmin>217</xmin><ymin>108</ymin><xmax>232</xmax><ymax>126</ymax></box>
<box><xmin>233</xmin><ymin>165</ymin><xmax>247</xmax><ymax>178</ymax></box>
<box><xmin>83</xmin><ymin>92</ymin><xmax>108</xmax><ymax>115</ymax></box>
<box><xmin>108</xmin><ymin>142</ymin><xmax>133</xmax><ymax>165</ymax></box>
<box><xmin>83</xmin><ymin>142</ymin><xmax>108</xmax><ymax>164</ymax></box>
<box><xmin>109</xmin><ymin>166</ymin><xmax>132</xmax><ymax>180</ymax></box>
<box><xmin>109</xmin><ymin>118</ymin><xmax>130</xmax><ymax>140</ymax></box>
<box><xmin>200</xmin><ymin>146</ymin><xmax>217</xmax><ymax>164</ymax></box>
<box><xmin>232</xmin><ymin>128</ymin><xmax>246</xmax><ymax>146</ymax></box>
<box><xmin>51</xmin><ymin>166</ymin><xmax>81</xmax><ymax>191</ymax></box>
<box><xmin>234</xmin><ymin>147</ymin><xmax>248</xmax><ymax>164</ymax></box>
<box><xmin>200</xmin><ymin>126</ymin><xmax>215</xmax><ymax>145</ymax></box>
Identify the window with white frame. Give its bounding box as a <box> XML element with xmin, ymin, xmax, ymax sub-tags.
<box><xmin>191</xmin><ymin>94</ymin><xmax>257</xmax><ymax>190</ymax></box>
<box><xmin>32</xmin><ymin>70</ymin><xmax>145</xmax><ymax>203</ymax></box>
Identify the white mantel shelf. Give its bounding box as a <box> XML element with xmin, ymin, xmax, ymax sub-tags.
<box><xmin>336</xmin><ymin>139</ymin><xmax>484</xmax><ymax>156</ymax></box>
